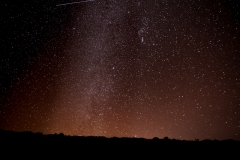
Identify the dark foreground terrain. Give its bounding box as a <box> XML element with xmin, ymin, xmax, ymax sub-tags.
<box><xmin>0</xmin><ymin>129</ymin><xmax>239</xmax><ymax>158</ymax></box>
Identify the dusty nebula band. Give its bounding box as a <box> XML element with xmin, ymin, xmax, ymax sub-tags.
<box><xmin>1</xmin><ymin>0</ymin><xmax>240</xmax><ymax>140</ymax></box>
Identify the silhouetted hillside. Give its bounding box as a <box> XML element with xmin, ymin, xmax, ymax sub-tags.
<box><xmin>0</xmin><ymin>129</ymin><xmax>239</xmax><ymax>158</ymax></box>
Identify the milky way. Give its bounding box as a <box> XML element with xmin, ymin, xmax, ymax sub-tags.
<box><xmin>1</xmin><ymin>0</ymin><xmax>240</xmax><ymax>140</ymax></box>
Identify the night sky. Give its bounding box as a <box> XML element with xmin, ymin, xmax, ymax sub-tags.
<box><xmin>1</xmin><ymin>0</ymin><xmax>240</xmax><ymax>140</ymax></box>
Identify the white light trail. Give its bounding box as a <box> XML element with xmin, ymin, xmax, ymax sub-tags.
<box><xmin>56</xmin><ymin>0</ymin><xmax>94</xmax><ymax>7</ymax></box>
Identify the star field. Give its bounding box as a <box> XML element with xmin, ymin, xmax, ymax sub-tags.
<box><xmin>1</xmin><ymin>0</ymin><xmax>240</xmax><ymax>140</ymax></box>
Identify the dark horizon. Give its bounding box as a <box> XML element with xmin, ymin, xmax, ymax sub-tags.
<box><xmin>1</xmin><ymin>129</ymin><xmax>240</xmax><ymax>142</ymax></box>
<box><xmin>1</xmin><ymin>129</ymin><xmax>239</xmax><ymax>158</ymax></box>
<box><xmin>1</xmin><ymin>0</ymin><xmax>240</xmax><ymax>141</ymax></box>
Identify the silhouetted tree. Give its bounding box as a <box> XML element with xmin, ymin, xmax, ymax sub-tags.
<box><xmin>153</xmin><ymin>137</ymin><xmax>159</xmax><ymax>140</ymax></box>
<box><xmin>59</xmin><ymin>133</ymin><xmax>64</xmax><ymax>136</ymax></box>
<box><xmin>163</xmin><ymin>136</ymin><xmax>169</xmax><ymax>140</ymax></box>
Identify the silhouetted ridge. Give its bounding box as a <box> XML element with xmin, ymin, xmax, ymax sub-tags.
<box><xmin>0</xmin><ymin>129</ymin><xmax>239</xmax><ymax>158</ymax></box>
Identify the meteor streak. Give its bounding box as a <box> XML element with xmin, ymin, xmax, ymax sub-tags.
<box><xmin>56</xmin><ymin>0</ymin><xmax>94</xmax><ymax>6</ymax></box>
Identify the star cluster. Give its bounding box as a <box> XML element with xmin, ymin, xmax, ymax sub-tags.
<box><xmin>1</xmin><ymin>0</ymin><xmax>240</xmax><ymax>140</ymax></box>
